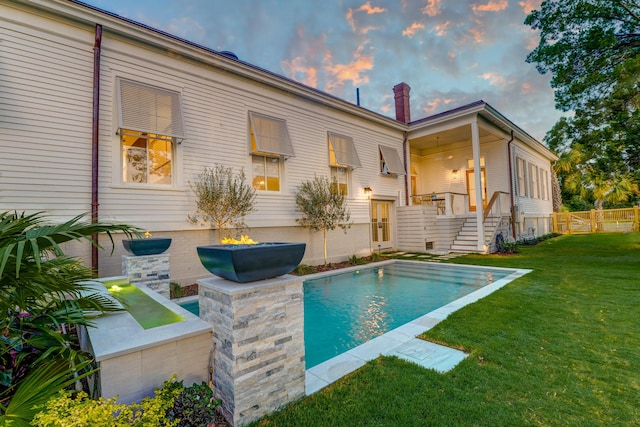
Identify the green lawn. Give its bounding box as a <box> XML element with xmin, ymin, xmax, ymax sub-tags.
<box><xmin>251</xmin><ymin>233</ymin><xmax>640</xmax><ymax>426</ymax></box>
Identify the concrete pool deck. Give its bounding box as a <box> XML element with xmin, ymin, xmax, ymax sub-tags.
<box><xmin>305</xmin><ymin>263</ymin><xmax>532</xmax><ymax>394</ymax></box>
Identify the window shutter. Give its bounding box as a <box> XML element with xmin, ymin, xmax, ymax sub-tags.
<box><xmin>328</xmin><ymin>132</ymin><xmax>361</xmax><ymax>168</ymax></box>
<box><xmin>379</xmin><ymin>145</ymin><xmax>405</xmax><ymax>175</ymax></box>
<box><xmin>118</xmin><ymin>79</ymin><xmax>185</xmax><ymax>138</ymax></box>
<box><xmin>249</xmin><ymin>112</ymin><xmax>295</xmax><ymax>157</ymax></box>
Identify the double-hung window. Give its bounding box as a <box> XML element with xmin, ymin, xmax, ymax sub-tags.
<box><xmin>379</xmin><ymin>145</ymin><xmax>405</xmax><ymax>176</ymax></box>
<box><xmin>117</xmin><ymin>79</ymin><xmax>185</xmax><ymax>186</ymax></box>
<box><xmin>249</xmin><ymin>112</ymin><xmax>294</xmax><ymax>192</ymax></box>
<box><xmin>516</xmin><ymin>157</ymin><xmax>527</xmax><ymax>197</ymax></box>
<box><xmin>328</xmin><ymin>132</ymin><xmax>361</xmax><ymax>195</ymax></box>
<box><xmin>529</xmin><ymin>163</ymin><xmax>540</xmax><ymax>199</ymax></box>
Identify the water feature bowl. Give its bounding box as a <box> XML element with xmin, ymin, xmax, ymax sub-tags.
<box><xmin>122</xmin><ymin>238</ymin><xmax>172</xmax><ymax>256</ymax></box>
<box><xmin>197</xmin><ymin>242</ymin><xmax>306</xmax><ymax>283</ymax></box>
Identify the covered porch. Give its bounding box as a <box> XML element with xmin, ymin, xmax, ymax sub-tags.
<box><xmin>399</xmin><ymin>102</ymin><xmax>516</xmax><ymax>253</ymax></box>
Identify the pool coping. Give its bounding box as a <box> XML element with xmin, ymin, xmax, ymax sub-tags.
<box><xmin>303</xmin><ymin>260</ymin><xmax>532</xmax><ymax>395</ymax></box>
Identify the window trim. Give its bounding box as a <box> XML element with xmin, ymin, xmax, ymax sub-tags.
<box><xmin>516</xmin><ymin>156</ymin><xmax>528</xmax><ymax>197</ymax></box>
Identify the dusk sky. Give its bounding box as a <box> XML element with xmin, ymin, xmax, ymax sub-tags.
<box><xmin>84</xmin><ymin>0</ymin><xmax>564</xmax><ymax>142</ymax></box>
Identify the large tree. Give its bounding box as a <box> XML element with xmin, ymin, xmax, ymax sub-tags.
<box><xmin>526</xmin><ymin>0</ymin><xmax>640</xmax><ymax>208</ymax></box>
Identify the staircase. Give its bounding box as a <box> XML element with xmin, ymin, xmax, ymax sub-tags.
<box><xmin>450</xmin><ymin>215</ymin><xmax>502</xmax><ymax>253</ymax></box>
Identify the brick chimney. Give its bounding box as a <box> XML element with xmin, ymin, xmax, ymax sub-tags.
<box><xmin>393</xmin><ymin>82</ymin><xmax>411</xmax><ymax>123</ymax></box>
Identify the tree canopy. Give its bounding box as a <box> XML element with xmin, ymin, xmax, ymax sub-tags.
<box><xmin>525</xmin><ymin>0</ymin><xmax>640</xmax><ymax>209</ymax></box>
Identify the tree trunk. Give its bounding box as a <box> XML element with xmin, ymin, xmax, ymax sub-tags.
<box><xmin>323</xmin><ymin>228</ymin><xmax>327</xmax><ymax>264</ymax></box>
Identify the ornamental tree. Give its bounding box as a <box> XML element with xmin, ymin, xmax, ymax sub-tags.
<box><xmin>295</xmin><ymin>176</ymin><xmax>352</xmax><ymax>264</ymax></box>
<box><xmin>188</xmin><ymin>165</ymin><xmax>256</xmax><ymax>241</ymax></box>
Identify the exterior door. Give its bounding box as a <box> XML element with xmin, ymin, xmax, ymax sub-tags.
<box><xmin>466</xmin><ymin>168</ymin><xmax>487</xmax><ymax>212</ymax></box>
<box><xmin>371</xmin><ymin>200</ymin><xmax>393</xmax><ymax>250</ymax></box>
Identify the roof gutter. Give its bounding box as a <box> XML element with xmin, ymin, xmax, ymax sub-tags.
<box><xmin>91</xmin><ymin>23</ymin><xmax>102</xmax><ymax>274</ymax></box>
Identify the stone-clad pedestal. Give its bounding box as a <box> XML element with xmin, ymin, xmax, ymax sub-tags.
<box><xmin>197</xmin><ymin>275</ymin><xmax>305</xmax><ymax>426</ymax></box>
<box><xmin>122</xmin><ymin>254</ymin><xmax>170</xmax><ymax>299</ymax></box>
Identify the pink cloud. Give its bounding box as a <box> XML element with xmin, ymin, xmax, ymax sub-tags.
<box><xmin>422</xmin><ymin>98</ymin><xmax>443</xmax><ymax>114</ymax></box>
<box><xmin>324</xmin><ymin>44</ymin><xmax>374</xmax><ymax>92</ymax></box>
<box><xmin>422</xmin><ymin>0</ymin><xmax>442</xmax><ymax>17</ymax></box>
<box><xmin>481</xmin><ymin>71</ymin><xmax>508</xmax><ymax>88</ymax></box>
<box><xmin>519</xmin><ymin>0</ymin><xmax>541</xmax><ymax>14</ymax></box>
<box><xmin>380</xmin><ymin>103</ymin><xmax>391</xmax><ymax>113</ymax></box>
<box><xmin>358</xmin><ymin>1</ymin><xmax>386</xmax><ymax>14</ymax></box>
<box><xmin>469</xmin><ymin>27</ymin><xmax>485</xmax><ymax>43</ymax></box>
<box><xmin>403</xmin><ymin>22</ymin><xmax>425</xmax><ymax>38</ymax></box>
<box><xmin>521</xmin><ymin>82</ymin><xmax>533</xmax><ymax>94</ymax></box>
<box><xmin>433</xmin><ymin>21</ymin><xmax>450</xmax><ymax>37</ymax></box>
<box><xmin>472</xmin><ymin>0</ymin><xmax>508</xmax><ymax>13</ymax></box>
<box><xmin>281</xmin><ymin>57</ymin><xmax>319</xmax><ymax>87</ymax></box>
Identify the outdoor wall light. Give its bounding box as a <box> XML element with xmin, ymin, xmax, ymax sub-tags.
<box><xmin>364</xmin><ymin>186</ymin><xmax>372</xmax><ymax>198</ymax></box>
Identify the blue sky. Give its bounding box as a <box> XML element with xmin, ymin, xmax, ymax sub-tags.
<box><xmin>84</xmin><ymin>0</ymin><xmax>563</xmax><ymax>141</ymax></box>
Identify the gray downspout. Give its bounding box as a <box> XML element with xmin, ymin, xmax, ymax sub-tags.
<box><xmin>506</xmin><ymin>130</ymin><xmax>516</xmax><ymax>239</ymax></box>
<box><xmin>91</xmin><ymin>24</ymin><xmax>102</xmax><ymax>274</ymax></box>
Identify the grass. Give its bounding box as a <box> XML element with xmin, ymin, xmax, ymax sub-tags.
<box><xmin>250</xmin><ymin>233</ymin><xmax>640</xmax><ymax>426</ymax></box>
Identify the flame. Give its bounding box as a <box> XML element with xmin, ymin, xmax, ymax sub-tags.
<box><xmin>220</xmin><ymin>235</ymin><xmax>259</xmax><ymax>245</ymax></box>
<box><xmin>144</xmin><ymin>231</ymin><xmax>152</xmax><ymax>239</ymax></box>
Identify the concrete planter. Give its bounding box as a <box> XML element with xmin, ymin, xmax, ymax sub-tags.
<box><xmin>196</xmin><ymin>242</ymin><xmax>306</xmax><ymax>283</ymax></box>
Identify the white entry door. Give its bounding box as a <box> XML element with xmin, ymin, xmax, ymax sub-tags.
<box><xmin>371</xmin><ymin>200</ymin><xmax>394</xmax><ymax>251</ymax></box>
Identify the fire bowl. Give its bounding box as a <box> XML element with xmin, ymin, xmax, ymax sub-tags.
<box><xmin>197</xmin><ymin>242</ymin><xmax>306</xmax><ymax>283</ymax></box>
<box><xmin>122</xmin><ymin>238</ymin><xmax>172</xmax><ymax>256</ymax></box>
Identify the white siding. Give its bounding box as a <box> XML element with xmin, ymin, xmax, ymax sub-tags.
<box><xmin>1</xmin><ymin>7</ymin><xmax>95</xmax><ymax>219</ymax></box>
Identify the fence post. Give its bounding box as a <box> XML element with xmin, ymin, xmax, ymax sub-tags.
<box><xmin>565</xmin><ymin>212</ymin><xmax>571</xmax><ymax>234</ymax></box>
<box><xmin>590</xmin><ymin>209</ymin><xmax>597</xmax><ymax>233</ymax></box>
<box><xmin>635</xmin><ymin>206</ymin><xmax>639</xmax><ymax>232</ymax></box>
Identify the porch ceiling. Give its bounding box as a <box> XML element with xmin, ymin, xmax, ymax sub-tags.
<box><xmin>409</xmin><ymin>126</ymin><xmax>496</xmax><ymax>156</ymax></box>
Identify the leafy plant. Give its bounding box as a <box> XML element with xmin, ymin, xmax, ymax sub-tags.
<box><xmin>166</xmin><ymin>381</ymin><xmax>221</xmax><ymax>427</ymax></box>
<box><xmin>188</xmin><ymin>165</ymin><xmax>256</xmax><ymax>241</ymax></box>
<box><xmin>295</xmin><ymin>176</ymin><xmax>352</xmax><ymax>264</ymax></box>
<box><xmin>32</xmin><ymin>376</ymin><xmax>182</xmax><ymax>426</ymax></box>
<box><xmin>170</xmin><ymin>282</ymin><xmax>183</xmax><ymax>299</ymax></box>
<box><xmin>293</xmin><ymin>264</ymin><xmax>316</xmax><ymax>275</ymax></box>
<box><xmin>0</xmin><ymin>211</ymin><xmax>138</xmax><ymax>426</ymax></box>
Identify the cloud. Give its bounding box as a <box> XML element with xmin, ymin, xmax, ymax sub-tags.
<box><xmin>480</xmin><ymin>71</ymin><xmax>508</xmax><ymax>88</ymax></box>
<box><xmin>281</xmin><ymin>57</ymin><xmax>319</xmax><ymax>87</ymax></box>
<box><xmin>468</xmin><ymin>27</ymin><xmax>485</xmax><ymax>43</ymax></box>
<box><xmin>324</xmin><ymin>43</ymin><xmax>374</xmax><ymax>92</ymax></box>
<box><xmin>472</xmin><ymin>0</ymin><xmax>508</xmax><ymax>13</ymax></box>
<box><xmin>433</xmin><ymin>21</ymin><xmax>450</xmax><ymax>37</ymax></box>
<box><xmin>403</xmin><ymin>22</ymin><xmax>425</xmax><ymax>38</ymax></box>
<box><xmin>519</xmin><ymin>0</ymin><xmax>542</xmax><ymax>14</ymax></box>
<box><xmin>358</xmin><ymin>1</ymin><xmax>386</xmax><ymax>14</ymax></box>
<box><xmin>422</xmin><ymin>0</ymin><xmax>442</xmax><ymax>17</ymax></box>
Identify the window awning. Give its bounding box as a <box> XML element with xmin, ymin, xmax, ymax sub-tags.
<box><xmin>249</xmin><ymin>112</ymin><xmax>295</xmax><ymax>158</ymax></box>
<box><xmin>117</xmin><ymin>79</ymin><xmax>185</xmax><ymax>139</ymax></box>
<box><xmin>328</xmin><ymin>132</ymin><xmax>361</xmax><ymax>168</ymax></box>
<box><xmin>379</xmin><ymin>145</ymin><xmax>405</xmax><ymax>175</ymax></box>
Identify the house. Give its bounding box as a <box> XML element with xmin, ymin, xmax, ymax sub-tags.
<box><xmin>0</xmin><ymin>0</ymin><xmax>558</xmax><ymax>285</ymax></box>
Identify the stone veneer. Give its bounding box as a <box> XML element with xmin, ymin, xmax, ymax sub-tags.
<box><xmin>197</xmin><ymin>275</ymin><xmax>305</xmax><ymax>426</ymax></box>
<box><xmin>122</xmin><ymin>254</ymin><xmax>170</xmax><ymax>298</ymax></box>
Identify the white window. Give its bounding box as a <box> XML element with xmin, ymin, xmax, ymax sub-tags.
<box><xmin>379</xmin><ymin>145</ymin><xmax>405</xmax><ymax>176</ymax></box>
<box><xmin>249</xmin><ymin>112</ymin><xmax>294</xmax><ymax>192</ymax></box>
<box><xmin>117</xmin><ymin>79</ymin><xmax>185</xmax><ymax>186</ymax></box>
<box><xmin>529</xmin><ymin>163</ymin><xmax>540</xmax><ymax>199</ymax></box>
<box><xmin>516</xmin><ymin>157</ymin><xmax>527</xmax><ymax>197</ymax></box>
<box><xmin>541</xmin><ymin>169</ymin><xmax>549</xmax><ymax>200</ymax></box>
<box><xmin>328</xmin><ymin>132</ymin><xmax>361</xmax><ymax>196</ymax></box>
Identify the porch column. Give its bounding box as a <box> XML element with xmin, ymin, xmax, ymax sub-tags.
<box><xmin>471</xmin><ymin>120</ymin><xmax>486</xmax><ymax>252</ymax></box>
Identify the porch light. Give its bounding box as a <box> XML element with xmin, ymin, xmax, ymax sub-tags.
<box><xmin>364</xmin><ymin>186</ymin><xmax>372</xmax><ymax>198</ymax></box>
<box><xmin>451</xmin><ymin>169</ymin><xmax>459</xmax><ymax>178</ymax></box>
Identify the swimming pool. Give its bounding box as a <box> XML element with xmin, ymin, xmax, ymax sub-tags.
<box><xmin>303</xmin><ymin>261</ymin><xmax>512</xmax><ymax>368</ymax></box>
<box><xmin>181</xmin><ymin>261</ymin><xmax>522</xmax><ymax>370</ymax></box>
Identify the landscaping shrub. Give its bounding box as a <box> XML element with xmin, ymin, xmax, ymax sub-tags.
<box><xmin>32</xmin><ymin>378</ymin><xmax>182</xmax><ymax>427</ymax></box>
<box><xmin>166</xmin><ymin>381</ymin><xmax>221</xmax><ymax>427</ymax></box>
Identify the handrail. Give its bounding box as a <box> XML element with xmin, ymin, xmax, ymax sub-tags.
<box><xmin>483</xmin><ymin>191</ymin><xmax>510</xmax><ymax>222</ymax></box>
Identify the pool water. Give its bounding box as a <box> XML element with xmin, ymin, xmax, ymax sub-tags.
<box><xmin>303</xmin><ymin>262</ymin><xmax>510</xmax><ymax>368</ymax></box>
